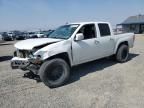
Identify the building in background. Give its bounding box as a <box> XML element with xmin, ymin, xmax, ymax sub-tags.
<box><xmin>117</xmin><ymin>14</ymin><xmax>144</xmax><ymax>34</ymax></box>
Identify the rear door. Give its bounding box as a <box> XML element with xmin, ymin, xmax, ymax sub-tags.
<box><xmin>97</xmin><ymin>23</ymin><xmax>115</xmax><ymax>57</ymax></box>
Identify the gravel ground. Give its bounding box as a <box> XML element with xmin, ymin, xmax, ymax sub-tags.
<box><xmin>0</xmin><ymin>35</ymin><xmax>144</xmax><ymax>108</ymax></box>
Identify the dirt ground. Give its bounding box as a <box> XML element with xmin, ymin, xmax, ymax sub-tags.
<box><xmin>0</xmin><ymin>35</ymin><xmax>144</xmax><ymax>108</ymax></box>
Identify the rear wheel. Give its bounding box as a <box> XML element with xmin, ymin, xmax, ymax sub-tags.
<box><xmin>39</xmin><ymin>58</ymin><xmax>70</xmax><ymax>88</ymax></box>
<box><xmin>116</xmin><ymin>44</ymin><xmax>129</xmax><ymax>63</ymax></box>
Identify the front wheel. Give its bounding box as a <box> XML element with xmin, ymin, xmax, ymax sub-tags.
<box><xmin>116</xmin><ymin>44</ymin><xmax>129</xmax><ymax>63</ymax></box>
<box><xmin>39</xmin><ymin>58</ymin><xmax>70</xmax><ymax>88</ymax></box>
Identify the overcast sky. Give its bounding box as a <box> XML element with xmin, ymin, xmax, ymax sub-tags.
<box><xmin>0</xmin><ymin>0</ymin><xmax>143</xmax><ymax>31</ymax></box>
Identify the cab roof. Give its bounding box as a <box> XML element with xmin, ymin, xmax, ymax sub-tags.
<box><xmin>70</xmin><ymin>21</ymin><xmax>109</xmax><ymax>25</ymax></box>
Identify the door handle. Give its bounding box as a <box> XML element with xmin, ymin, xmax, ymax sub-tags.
<box><xmin>94</xmin><ymin>40</ymin><xmax>100</xmax><ymax>44</ymax></box>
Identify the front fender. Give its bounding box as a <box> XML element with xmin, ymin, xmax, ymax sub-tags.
<box><xmin>34</xmin><ymin>40</ymin><xmax>73</xmax><ymax>66</ymax></box>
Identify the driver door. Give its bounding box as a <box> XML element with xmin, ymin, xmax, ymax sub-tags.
<box><xmin>72</xmin><ymin>24</ymin><xmax>101</xmax><ymax>65</ymax></box>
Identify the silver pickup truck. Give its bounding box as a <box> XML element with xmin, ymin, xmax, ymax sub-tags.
<box><xmin>11</xmin><ymin>22</ymin><xmax>135</xmax><ymax>88</ymax></box>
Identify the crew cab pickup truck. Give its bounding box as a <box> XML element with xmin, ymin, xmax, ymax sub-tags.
<box><xmin>11</xmin><ymin>22</ymin><xmax>135</xmax><ymax>88</ymax></box>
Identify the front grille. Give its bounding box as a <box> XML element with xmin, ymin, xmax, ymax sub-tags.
<box><xmin>16</xmin><ymin>50</ymin><xmax>32</xmax><ymax>58</ymax></box>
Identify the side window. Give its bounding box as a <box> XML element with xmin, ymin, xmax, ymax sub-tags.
<box><xmin>98</xmin><ymin>23</ymin><xmax>111</xmax><ymax>37</ymax></box>
<box><xmin>78</xmin><ymin>24</ymin><xmax>96</xmax><ymax>39</ymax></box>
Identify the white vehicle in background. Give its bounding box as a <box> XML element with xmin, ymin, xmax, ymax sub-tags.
<box><xmin>35</xmin><ymin>32</ymin><xmax>45</xmax><ymax>38</ymax></box>
<box><xmin>27</xmin><ymin>32</ymin><xmax>38</xmax><ymax>38</ymax></box>
<box><xmin>11</xmin><ymin>22</ymin><xmax>135</xmax><ymax>88</ymax></box>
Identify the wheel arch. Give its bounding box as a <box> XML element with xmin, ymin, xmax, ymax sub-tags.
<box><xmin>114</xmin><ymin>41</ymin><xmax>129</xmax><ymax>54</ymax></box>
<box><xmin>44</xmin><ymin>52</ymin><xmax>71</xmax><ymax>67</ymax></box>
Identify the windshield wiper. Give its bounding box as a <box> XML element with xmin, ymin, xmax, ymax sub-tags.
<box><xmin>49</xmin><ymin>36</ymin><xmax>67</xmax><ymax>39</ymax></box>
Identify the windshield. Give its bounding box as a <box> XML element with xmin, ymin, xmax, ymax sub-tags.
<box><xmin>48</xmin><ymin>24</ymin><xmax>79</xmax><ymax>39</ymax></box>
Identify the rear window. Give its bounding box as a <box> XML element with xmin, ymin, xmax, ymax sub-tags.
<box><xmin>98</xmin><ymin>23</ymin><xmax>111</xmax><ymax>36</ymax></box>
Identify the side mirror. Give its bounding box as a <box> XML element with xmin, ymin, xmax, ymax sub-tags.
<box><xmin>75</xmin><ymin>33</ymin><xmax>84</xmax><ymax>41</ymax></box>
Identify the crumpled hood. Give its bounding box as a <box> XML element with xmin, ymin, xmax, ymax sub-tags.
<box><xmin>15</xmin><ymin>38</ymin><xmax>64</xmax><ymax>50</ymax></box>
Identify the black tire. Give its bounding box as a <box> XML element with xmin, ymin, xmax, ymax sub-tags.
<box><xmin>39</xmin><ymin>58</ymin><xmax>70</xmax><ymax>88</ymax></box>
<box><xmin>116</xmin><ymin>44</ymin><xmax>129</xmax><ymax>63</ymax></box>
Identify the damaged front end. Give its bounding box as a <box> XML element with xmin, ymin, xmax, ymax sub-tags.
<box><xmin>11</xmin><ymin>38</ymin><xmax>63</xmax><ymax>74</ymax></box>
<box><xmin>11</xmin><ymin>49</ymin><xmax>43</xmax><ymax>75</ymax></box>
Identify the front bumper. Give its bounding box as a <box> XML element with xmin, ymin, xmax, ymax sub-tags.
<box><xmin>11</xmin><ymin>57</ymin><xmax>30</xmax><ymax>69</ymax></box>
<box><xmin>11</xmin><ymin>56</ymin><xmax>42</xmax><ymax>74</ymax></box>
